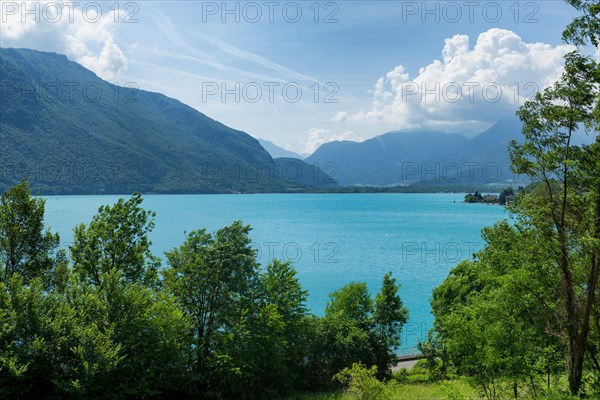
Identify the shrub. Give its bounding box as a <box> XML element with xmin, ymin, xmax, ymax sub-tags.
<box><xmin>333</xmin><ymin>363</ymin><xmax>387</xmax><ymax>400</ymax></box>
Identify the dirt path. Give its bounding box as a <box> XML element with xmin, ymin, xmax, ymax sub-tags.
<box><xmin>392</xmin><ymin>358</ymin><xmax>420</xmax><ymax>371</ymax></box>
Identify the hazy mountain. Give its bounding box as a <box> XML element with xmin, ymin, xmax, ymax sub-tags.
<box><xmin>259</xmin><ymin>138</ymin><xmax>304</xmax><ymax>159</ymax></box>
<box><xmin>0</xmin><ymin>48</ymin><xmax>335</xmax><ymax>194</ymax></box>
<box><xmin>274</xmin><ymin>158</ymin><xmax>338</xmax><ymax>188</ymax></box>
<box><xmin>306</xmin><ymin>117</ymin><xmax>527</xmax><ymax>187</ymax></box>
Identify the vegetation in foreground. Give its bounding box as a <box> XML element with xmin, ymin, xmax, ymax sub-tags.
<box><xmin>0</xmin><ymin>1</ymin><xmax>599</xmax><ymax>399</ymax></box>
<box><xmin>289</xmin><ymin>361</ymin><xmax>600</xmax><ymax>400</ymax></box>
<box><xmin>0</xmin><ymin>179</ymin><xmax>411</xmax><ymax>399</ymax></box>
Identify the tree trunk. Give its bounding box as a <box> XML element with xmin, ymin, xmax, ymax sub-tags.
<box><xmin>567</xmin><ymin>341</ymin><xmax>585</xmax><ymax>395</ymax></box>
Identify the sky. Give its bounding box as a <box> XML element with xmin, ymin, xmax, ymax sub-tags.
<box><xmin>0</xmin><ymin>0</ymin><xmax>587</xmax><ymax>154</ymax></box>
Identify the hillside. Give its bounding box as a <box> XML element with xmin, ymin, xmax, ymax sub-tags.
<box><xmin>306</xmin><ymin>117</ymin><xmax>526</xmax><ymax>187</ymax></box>
<box><xmin>0</xmin><ymin>48</ymin><xmax>335</xmax><ymax>194</ymax></box>
<box><xmin>274</xmin><ymin>157</ymin><xmax>338</xmax><ymax>189</ymax></box>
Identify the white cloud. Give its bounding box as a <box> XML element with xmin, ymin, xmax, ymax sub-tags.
<box><xmin>302</xmin><ymin>128</ymin><xmax>364</xmax><ymax>154</ymax></box>
<box><xmin>0</xmin><ymin>1</ymin><xmax>129</xmax><ymax>80</ymax></box>
<box><xmin>336</xmin><ymin>29</ymin><xmax>574</xmax><ymax>133</ymax></box>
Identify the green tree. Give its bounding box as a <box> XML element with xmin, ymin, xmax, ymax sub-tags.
<box><xmin>70</xmin><ymin>193</ymin><xmax>158</xmax><ymax>287</ymax></box>
<box><xmin>257</xmin><ymin>259</ymin><xmax>308</xmax><ymax>393</ymax></box>
<box><xmin>430</xmin><ymin>244</ymin><xmax>560</xmax><ymax>399</ymax></box>
<box><xmin>0</xmin><ymin>180</ymin><xmax>68</xmax><ymax>398</ymax></box>
<box><xmin>300</xmin><ymin>283</ymin><xmax>377</xmax><ymax>390</ymax></box>
<box><xmin>164</xmin><ymin>221</ymin><xmax>260</xmax><ymax>397</ymax></box>
<box><xmin>326</xmin><ymin>282</ymin><xmax>374</xmax><ymax>328</ymax></box>
<box><xmin>66</xmin><ymin>195</ymin><xmax>190</xmax><ymax>398</ymax></box>
<box><xmin>0</xmin><ymin>180</ymin><xmax>59</xmax><ymax>286</ymax></box>
<box><xmin>562</xmin><ymin>3</ymin><xmax>600</xmax><ymax>389</ymax></box>
<box><xmin>0</xmin><ymin>275</ymin><xmax>56</xmax><ymax>398</ymax></box>
<box><xmin>498</xmin><ymin>187</ymin><xmax>514</xmax><ymax>205</ymax></box>
<box><xmin>562</xmin><ymin>0</ymin><xmax>600</xmax><ymax>47</ymax></box>
<box><xmin>303</xmin><ymin>313</ymin><xmax>375</xmax><ymax>389</ymax></box>
<box><xmin>373</xmin><ymin>272</ymin><xmax>408</xmax><ymax>378</ymax></box>
<box><xmin>510</xmin><ymin>50</ymin><xmax>600</xmax><ymax>395</ymax></box>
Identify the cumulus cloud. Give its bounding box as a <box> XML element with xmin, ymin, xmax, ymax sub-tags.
<box><xmin>0</xmin><ymin>1</ymin><xmax>129</xmax><ymax>79</ymax></box>
<box><xmin>335</xmin><ymin>28</ymin><xmax>574</xmax><ymax>133</ymax></box>
<box><xmin>303</xmin><ymin>128</ymin><xmax>364</xmax><ymax>154</ymax></box>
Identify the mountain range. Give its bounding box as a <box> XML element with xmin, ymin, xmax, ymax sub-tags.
<box><xmin>306</xmin><ymin>118</ymin><xmax>527</xmax><ymax>187</ymax></box>
<box><xmin>0</xmin><ymin>48</ymin><xmax>336</xmax><ymax>194</ymax></box>
<box><xmin>4</xmin><ymin>47</ymin><xmax>588</xmax><ymax>194</ymax></box>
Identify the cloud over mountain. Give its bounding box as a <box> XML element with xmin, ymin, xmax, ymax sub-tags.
<box><xmin>334</xmin><ymin>28</ymin><xmax>574</xmax><ymax>134</ymax></box>
<box><xmin>303</xmin><ymin>128</ymin><xmax>364</xmax><ymax>154</ymax></box>
<box><xmin>0</xmin><ymin>1</ymin><xmax>129</xmax><ymax>79</ymax></box>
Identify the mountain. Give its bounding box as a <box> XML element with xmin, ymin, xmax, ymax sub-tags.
<box><xmin>258</xmin><ymin>139</ymin><xmax>303</xmax><ymax>159</ymax></box>
<box><xmin>306</xmin><ymin>117</ymin><xmax>526</xmax><ymax>188</ymax></box>
<box><xmin>0</xmin><ymin>48</ymin><xmax>335</xmax><ymax>194</ymax></box>
<box><xmin>274</xmin><ymin>158</ymin><xmax>338</xmax><ymax>189</ymax></box>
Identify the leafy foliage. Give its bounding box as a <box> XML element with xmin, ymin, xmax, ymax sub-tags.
<box><xmin>71</xmin><ymin>193</ymin><xmax>159</xmax><ymax>287</ymax></box>
<box><xmin>427</xmin><ymin>18</ymin><xmax>600</xmax><ymax>398</ymax></box>
<box><xmin>0</xmin><ymin>180</ymin><xmax>413</xmax><ymax>398</ymax></box>
<box><xmin>0</xmin><ymin>180</ymin><xmax>59</xmax><ymax>286</ymax></box>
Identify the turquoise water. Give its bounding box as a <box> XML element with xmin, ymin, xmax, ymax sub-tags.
<box><xmin>43</xmin><ymin>193</ymin><xmax>507</xmax><ymax>351</ymax></box>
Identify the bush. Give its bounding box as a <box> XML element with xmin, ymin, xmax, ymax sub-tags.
<box><xmin>391</xmin><ymin>368</ymin><xmax>408</xmax><ymax>384</ymax></box>
<box><xmin>333</xmin><ymin>363</ymin><xmax>387</xmax><ymax>400</ymax></box>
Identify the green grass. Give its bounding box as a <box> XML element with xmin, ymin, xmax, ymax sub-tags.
<box><xmin>286</xmin><ymin>378</ymin><xmax>478</xmax><ymax>400</ymax></box>
<box><xmin>286</xmin><ymin>380</ymin><xmax>600</xmax><ymax>400</ymax></box>
<box><xmin>286</xmin><ymin>362</ymin><xmax>600</xmax><ymax>400</ymax></box>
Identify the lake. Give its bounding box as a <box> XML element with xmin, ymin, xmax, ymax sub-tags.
<box><xmin>43</xmin><ymin>193</ymin><xmax>507</xmax><ymax>352</ymax></box>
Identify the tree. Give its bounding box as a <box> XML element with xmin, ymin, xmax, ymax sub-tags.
<box><xmin>326</xmin><ymin>282</ymin><xmax>374</xmax><ymax>328</ymax></box>
<box><xmin>303</xmin><ymin>313</ymin><xmax>375</xmax><ymax>389</ymax></box>
<box><xmin>372</xmin><ymin>272</ymin><xmax>408</xmax><ymax>378</ymax></box>
<box><xmin>65</xmin><ymin>195</ymin><xmax>190</xmax><ymax>398</ymax></box>
<box><xmin>562</xmin><ymin>0</ymin><xmax>600</xmax><ymax>48</ymax></box>
<box><xmin>465</xmin><ymin>192</ymin><xmax>484</xmax><ymax>203</ymax></box>
<box><xmin>303</xmin><ymin>278</ymin><xmax>409</xmax><ymax>388</ymax></box>
<box><xmin>0</xmin><ymin>179</ymin><xmax>59</xmax><ymax>286</ymax></box>
<box><xmin>510</xmin><ymin>50</ymin><xmax>600</xmax><ymax>395</ymax></box>
<box><xmin>163</xmin><ymin>221</ymin><xmax>261</xmax><ymax>397</ymax></box>
<box><xmin>498</xmin><ymin>187</ymin><xmax>514</xmax><ymax>205</ymax></box>
<box><xmin>70</xmin><ymin>193</ymin><xmax>158</xmax><ymax>288</ymax></box>
<box><xmin>0</xmin><ymin>275</ymin><xmax>57</xmax><ymax>398</ymax></box>
<box><xmin>257</xmin><ymin>260</ymin><xmax>308</xmax><ymax>393</ymax></box>
<box><xmin>432</xmin><ymin>43</ymin><xmax>599</xmax><ymax>397</ymax></box>
<box><xmin>0</xmin><ymin>180</ymin><xmax>67</xmax><ymax>398</ymax></box>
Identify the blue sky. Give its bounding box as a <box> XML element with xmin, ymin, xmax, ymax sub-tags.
<box><xmin>0</xmin><ymin>1</ymin><xmax>584</xmax><ymax>153</ymax></box>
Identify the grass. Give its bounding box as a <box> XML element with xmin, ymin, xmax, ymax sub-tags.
<box><xmin>287</xmin><ymin>381</ymin><xmax>600</xmax><ymax>400</ymax></box>
<box><xmin>286</xmin><ymin>377</ymin><xmax>478</xmax><ymax>400</ymax></box>
<box><xmin>285</xmin><ymin>361</ymin><xmax>600</xmax><ymax>400</ymax></box>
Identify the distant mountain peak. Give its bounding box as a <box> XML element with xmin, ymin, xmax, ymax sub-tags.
<box><xmin>258</xmin><ymin>138</ymin><xmax>304</xmax><ymax>160</ymax></box>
